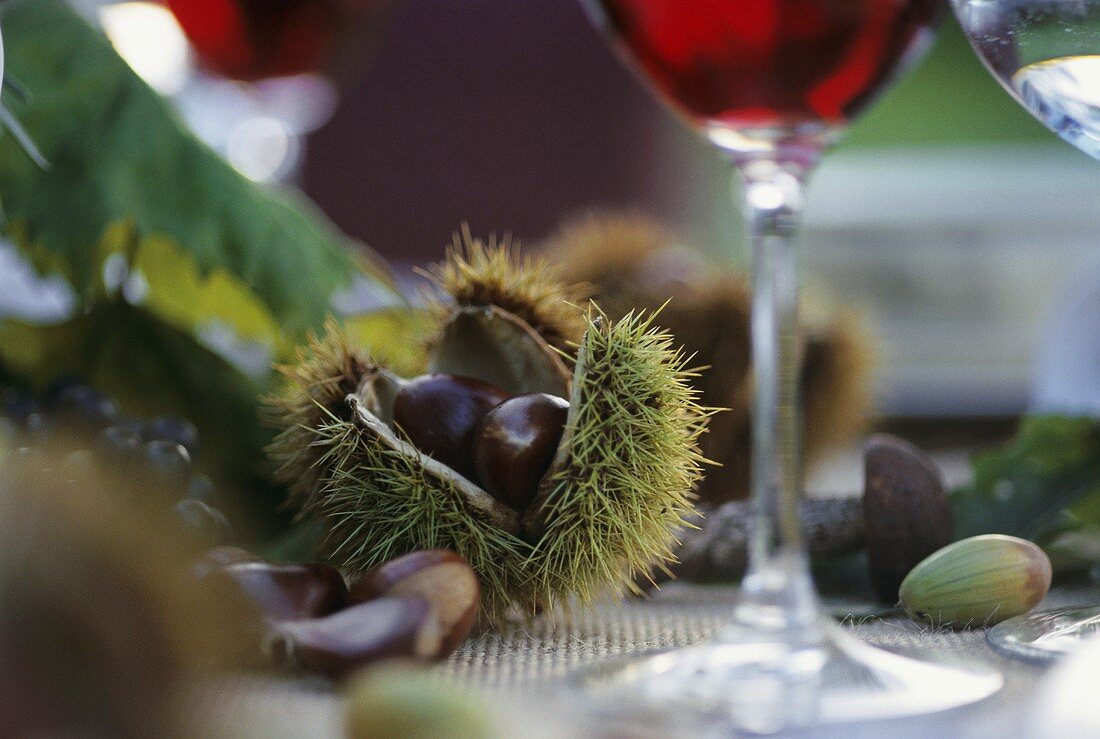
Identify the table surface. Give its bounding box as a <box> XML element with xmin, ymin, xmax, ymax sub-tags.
<box><xmin>202</xmin><ymin>581</ymin><xmax>1099</xmax><ymax>738</ymax></box>
<box><xmin>195</xmin><ymin>444</ymin><xmax>1083</xmax><ymax>738</ymax></box>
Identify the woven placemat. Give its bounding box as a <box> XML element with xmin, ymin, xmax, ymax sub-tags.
<box><xmin>198</xmin><ymin>583</ymin><xmax>1100</xmax><ymax>738</ymax></box>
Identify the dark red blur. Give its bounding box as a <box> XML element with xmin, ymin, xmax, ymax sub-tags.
<box><xmin>596</xmin><ymin>0</ymin><xmax>941</xmax><ymax>128</ymax></box>
<box><xmin>166</xmin><ymin>0</ymin><xmax>394</xmax><ymax>81</ymax></box>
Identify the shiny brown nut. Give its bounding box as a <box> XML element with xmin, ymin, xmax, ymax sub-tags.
<box><xmin>210</xmin><ymin>562</ymin><xmax>348</xmax><ymax>623</ymax></box>
<box><xmin>391</xmin><ymin>374</ymin><xmax>511</xmax><ymax>481</ymax></box>
<box><xmin>265</xmin><ymin>596</ymin><xmax>442</xmax><ymax>679</ymax></box>
<box><xmin>191</xmin><ymin>546</ymin><xmax>263</xmax><ymax>580</ymax></box>
<box><xmin>472</xmin><ymin>393</ymin><xmax>568</xmax><ymax>511</ymax></box>
<box><xmin>863</xmin><ymin>434</ymin><xmax>954</xmax><ymax>603</ymax></box>
<box><xmin>349</xmin><ymin>550</ymin><xmax>480</xmax><ymax>655</ymax></box>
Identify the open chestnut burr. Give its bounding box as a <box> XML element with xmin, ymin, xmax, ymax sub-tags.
<box><xmin>266</xmin><ymin>235</ymin><xmax>710</xmax><ymax>622</ymax></box>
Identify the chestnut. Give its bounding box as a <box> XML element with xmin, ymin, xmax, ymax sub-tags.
<box><xmin>863</xmin><ymin>434</ymin><xmax>953</xmax><ymax>603</ymax></box>
<box><xmin>191</xmin><ymin>546</ymin><xmax>263</xmax><ymax>580</ymax></box>
<box><xmin>472</xmin><ymin>393</ymin><xmax>568</xmax><ymax>511</ymax></box>
<box><xmin>265</xmin><ymin>596</ymin><xmax>442</xmax><ymax>679</ymax></box>
<box><xmin>349</xmin><ymin>549</ymin><xmax>480</xmax><ymax>655</ymax></box>
<box><xmin>207</xmin><ymin>561</ymin><xmax>348</xmax><ymax>623</ymax></box>
<box><xmin>391</xmin><ymin>374</ymin><xmax>511</xmax><ymax>481</ymax></box>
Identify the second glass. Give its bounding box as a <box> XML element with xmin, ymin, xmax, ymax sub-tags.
<box><xmin>954</xmin><ymin>0</ymin><xmax>1100</xmax><ymax>663</ymax></box>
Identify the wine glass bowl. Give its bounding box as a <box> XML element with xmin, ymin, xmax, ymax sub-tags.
<box><xmin>592</xmin><ymin>0</ymin><xmax>942</xmax><ymax>161</ymax></box>
<box><xmin>155</xmin><ymin>0</ymin><xmax>400</xmax><ymax>183</ymax></box>
<box><xmin>575</xmin><ymin>0</ymin><xmax>1004</xmax><ymax>730</ymax></box>
<box><xmin>165</xmin><ymin>0</ymin><xmax>398</xmax><ymax>82</ymax></box>
<box><xmin>954</xmin><ymin>0</ymin><xmax>1100</xmax><ymax>159</ymax></box>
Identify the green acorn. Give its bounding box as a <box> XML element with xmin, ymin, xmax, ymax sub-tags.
<box><xmin>266</xmin><ymin>234</ymin><xmax>710</xmax><ymax>622</ymax></box>
<box><xmin>345</xmin><ymin>665</ymin><xmax>497</xmax><ymax>739</ymax></box>
<box><xmin>899</xmin><ymin>535</ymin><xmax>1052</xmax><ymax>629</ymax></box>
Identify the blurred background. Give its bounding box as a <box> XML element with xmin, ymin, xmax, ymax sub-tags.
<box><xmin>68</xmin><ymin>0</ymin><xmax>1100</xmax><ymax>425</ymax></box>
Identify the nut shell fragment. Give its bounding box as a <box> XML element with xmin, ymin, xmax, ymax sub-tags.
<box><xmin>430</xmin><ymin>306</ymin><xmax>571</xmax><ymax>399</ymax></box>
<box><xmin>265</xmin><ymin>596</ymin><xmax>442</xmax><ymax>679</ymax></box>
<box><xmin>349</xmin><ymin>549</ymin><xmax>480</xmax><ymax>654</ymax></box>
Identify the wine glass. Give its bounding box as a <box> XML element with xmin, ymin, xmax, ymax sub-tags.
<box><xmin>164</xmin><ymin>0</ymin><xmax>398</xmax><ymax>83</ymax></box>
<box><xmin>574</xmin><ymin>1</ymin><xmax>1004</xmax><ymax>732</ymax></box>
<box><xmin>952</xmin><ymin>0</ymin><xmax>1100</xmax><ymax>662</ymax></box>
<box><xmin>159</xmin><ymin>0</ymin><xmax>400</xmax><ymax>182</ymax></box>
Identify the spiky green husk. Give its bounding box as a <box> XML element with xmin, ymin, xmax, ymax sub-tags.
<box><xmin>306</xmin><ymin>416</ymin><xmax>531</xmax><ymax>620</ymax></box>
<box><xmin>265</xmin><ymin>318</ymin><xmax>376</xmax><ymax>513</ymax></box>
<box><xmin>267</xmin><ymin>310</ymin><xmax>709</xmax><ymax>622</ymax></box>
<box><xmin>524</xmin><ymin>308</ymin><xmax>710</xmax><ymax>605</ymax></box>
<box><xmin>543</xmin><ymin>211</ymin><xmax>874</xmax><ymax>504</ymax></box>
<box><xmin>424</xmin><ymin>226</ymin><xmax>588</xmax><ymax>354</ymax></box>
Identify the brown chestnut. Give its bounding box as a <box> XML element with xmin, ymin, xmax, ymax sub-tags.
<box><xmin>472</xmin><ymin>393</ymin><xmax>568</xmax><ymax>511</ymax></box>
<box><xmin>191</xmin><ymin>546</ymin><xmax>263</xmax><ymax>580</ymax></box>
<box><xmin>207</xmin><ymin>561</ymin><xmax>348</xmax><ymax>623</ymax></box>
<box><xmin>349</xmin><ymin>549</ymin><xmax>480</xmax><ymax>655</ymax></box>
<box><xmin>863</xmin><ymin>434</ymin><xmax>954</xmax><ymax>603</ymax></box>
<box><xmin>265</xmin><ymin>596</ymin><xmax>442</xmax><ymax>679</ymax></box>
<box><xmin>391</xmin><ymin>374</ymin><xmax>511</xmax><ymax>481</ymax></box>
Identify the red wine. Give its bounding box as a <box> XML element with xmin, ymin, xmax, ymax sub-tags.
<box><xmin>594</xmin><ymin>0</ymin><xmax>941</xmax><ymax>130</ymax></box>
<box><xmin>166</xmin><ymin>0</ymin><xmax>394</xmax><ymax>81</ymax></box>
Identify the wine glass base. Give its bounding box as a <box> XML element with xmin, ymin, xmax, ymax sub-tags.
<box><xmin>573</xmin><ymin>618</ymin><xmax>1002</xmax><ymax>735</ymax></box>
<box><xmin>987</xmin><ymin>605</ymin><xmax>1100</xmax><ymax>664</ymax></box>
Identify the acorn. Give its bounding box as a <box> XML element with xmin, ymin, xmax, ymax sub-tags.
<box><xmin>266</xmin><ymin>232</ymin><xmax>710</xmax><ymax>622</ymax></box>
<box><xmin>345</xmin><ymin>665</ymin><xmax>497</xmax><ymax>739</ymax></box>
<box><xmin>899</xmin><ymin>535</ymin><xmax>1052</xmax><ymax>629</ymax></box>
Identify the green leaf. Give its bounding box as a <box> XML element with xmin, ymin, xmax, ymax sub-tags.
<box><xmin>0</xmin><ymin>0</ymin><xmax>413</xmax><ymax>529</ymax></box>
<box><xmin>951</xmin><ymin>416</ymin><xmax>1100</xmax><ymax>539</ymax></box>
<box><xmin>0</xmin><ymin>0</ymin><xmax>402</xmax><ymax>338</ymax></box>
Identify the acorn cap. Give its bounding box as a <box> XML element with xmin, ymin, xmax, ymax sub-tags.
<box><xmin>863</xmin><ymin>434</ymin><xmax>954</xmax><ymax>603</ymax></box>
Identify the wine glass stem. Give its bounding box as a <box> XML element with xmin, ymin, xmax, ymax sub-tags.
<box><xmin>735</xmin><ymin>155</ymin><xmax>821</xmax><ymax>628</ymax></box>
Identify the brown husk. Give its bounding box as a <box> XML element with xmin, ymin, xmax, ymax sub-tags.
<box><xmin>543</xmin><ymin>211</ymin><xmax>875</xmax><ymax>503</ymax></box>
